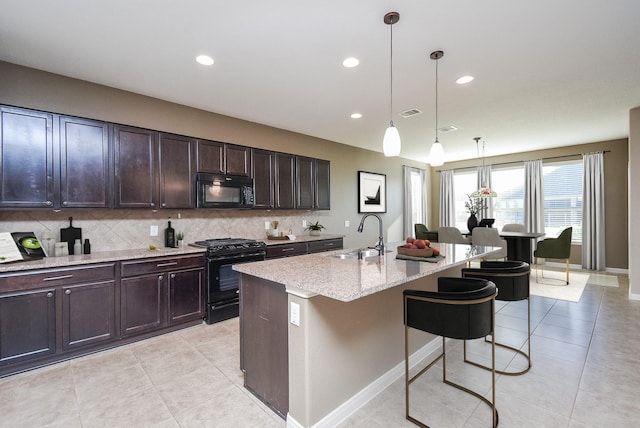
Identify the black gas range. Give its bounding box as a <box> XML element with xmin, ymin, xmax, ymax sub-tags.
<box><xmin>192</xmin><ymin>238</ymin><xmax>267</xmax><ymax>324</ymax></box>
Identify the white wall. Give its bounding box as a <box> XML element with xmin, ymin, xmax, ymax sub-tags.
<box><xmin>629</xmin><ymin>107</ymin><xmax>640</xmax><ymax>299</ymax></box>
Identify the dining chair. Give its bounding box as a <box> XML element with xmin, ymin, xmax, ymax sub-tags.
<box><xmin>471</xmin><ymin>227</ymin><xmax>507</xmax><ymax>260</ymax></box>
<box><xmin>501</xmin><ymin>223</ymin><xmax>526</xmax><ymax>233</ymax></box>
<box><xmin>534</xmin><ymin>227</ymin><xmax>573</xmax><ymax>284</ymax></box>
<box><xmin>414</xmin><ymin>224</ymin><xmax>439</xmax><ymax>242</ymax></box>
<box><xmin>437</xmin><ymin>227</ymin><xmax>471</xmax><ymax>244</ymax></box>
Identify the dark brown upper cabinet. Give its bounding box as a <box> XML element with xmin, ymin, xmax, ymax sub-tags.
<box><xmin>315</xmin><ymin>159</ymin><xmax>331</xmax><ymax>210</ymax></box>
<box><xmin>59</xmin><ymin>116</ymin><xmax>110</xmax><ymax>208</ymax></box>
<box><xmin>275</xmin><ymin>152</ymin><xmax>296</xmax><ymax>209</ymax></box>
<box><xmin>252</xmin><ymin>148</ymin><xmax>275</xmax><ymax>209</ymax></box>
<box><xmin>225</xmin><ymin>144</ymin><xmax>251</xmax><ymax>176</ymax></box>
<box><xmin>113</xmin><ymin>125</ymin><xmax>159</xmax><ymax>209</ymax></box>
<box><xmin>296</xmin><ymin>156</ymin><xmax>315</xmax><ymax>210</ymax></box>
<box><xmin>0</xmin><ymin>106</ymin><xmax>54</xmax><ymax>208</ymax></box>
<box><xmin>197</xmin><ymin>140</ymin><xmax>250</xmax><ymax>177</ymax></box>
<box><xmin>196</xmin><ymin>140</ymin><xmax>224</xmax><ymax>174</ymax></box>
<box><xmin>159</xmin><ymin>133</ymin><xmax>196</xmax><ymax>209</ymax></box>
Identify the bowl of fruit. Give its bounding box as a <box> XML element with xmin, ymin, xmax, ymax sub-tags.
<box><xmin>397</xmin><ymin>237</ymin><xmax>441</xmax><ymax>258</ymax></box>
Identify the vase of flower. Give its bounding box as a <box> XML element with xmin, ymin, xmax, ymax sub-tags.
<box><xmin>467</xmin><ymin>214</ymin><xmax>478</xmax><ymax>232</ymax></box>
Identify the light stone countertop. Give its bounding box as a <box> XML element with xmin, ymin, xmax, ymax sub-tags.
<box><xmin>233</xmin><ymin>242</ymin><xmax>500</xmax><ymax>302</ymax></box>
<box><xmin>0</xmin><ymin>235</ymin><xmax>345</xmax><ymax>274</ymax></box>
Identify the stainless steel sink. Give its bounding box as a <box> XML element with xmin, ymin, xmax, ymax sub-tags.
<box><xmin>330</xmin><ymin>248</ymin><xmax>389</xmax><ymax>260</ymax></box>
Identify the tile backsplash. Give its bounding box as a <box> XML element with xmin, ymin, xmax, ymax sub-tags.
<box><xmin>0</xmin><ymin>209</ymin><xmax>324</xmax><ymax>253</ymax></box>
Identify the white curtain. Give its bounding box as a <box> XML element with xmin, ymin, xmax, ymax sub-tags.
<box><xmin>477</xmin><ymin>165</ymin><xmax>494</xmax><ymax>220</ymax></box>
<box><xmin>402</xmin><ymin>166</ymin><xmax>427</xmax><ymax>239</ymax></box>
<box><xmin>524</xmin><ymin>159</ymin><xmax>544</xmax><ymax>233</ymax></box>
<box><xmin>582</xmin><ymin>152</ymin><xmax>606</xmax><ymax>270</ymax></box>
<box><xmin>439</xmin><ymin>170</ymin><xmax>455</xmax><ymax>227</ymax></box>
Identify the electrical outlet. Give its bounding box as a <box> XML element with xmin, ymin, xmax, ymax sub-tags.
<box><xmin>264</xmin><ymin>221</ymin><xmax>271</xmax><ymax>230</ymax></box>
<box><xmin>345</xmin><ymin>220</ymin><xmax>350</xmax><ymax>227</ymax></box>
<box><xmin>150</xmin><ymin>225</ymin><xmax>158</xmax><ymax>236</ymax></box>
<box><xmin>302</xmin><ymin>220</ymin><xmax>307</xmax><ymax>228</ymax></box>
<box><xmin>290</xmin><ymin>302</ymin><xmax>300</xmax><ymax>326</ymax></box>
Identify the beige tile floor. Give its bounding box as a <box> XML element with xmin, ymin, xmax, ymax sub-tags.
<box><xmin>0</xmin><ymin>270</ymin><xmax>638</xmax><ymax>427</ymax></box>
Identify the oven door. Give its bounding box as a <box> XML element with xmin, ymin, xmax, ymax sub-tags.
<box><xmin>205</xmin><ymin>251</ymin><xmax>265</xmax><ymax>323</ymax></box>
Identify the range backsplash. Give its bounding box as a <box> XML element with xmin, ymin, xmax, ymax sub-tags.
<box><xmin>0</xmin><ymin>209</ymin><xmax>326</xmax><ymax>253</ymax></box>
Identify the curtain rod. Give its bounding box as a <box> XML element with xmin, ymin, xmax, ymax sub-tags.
<box><xmin>436</xmin><ymin>150</ymin><xmax>611</xmax><ymax>172</ymax></box>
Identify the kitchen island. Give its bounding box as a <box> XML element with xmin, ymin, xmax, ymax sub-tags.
<box><xmin>234</xmin><ymin>242</ymin><xmax>497</xmax><ymax>428</ymax></box>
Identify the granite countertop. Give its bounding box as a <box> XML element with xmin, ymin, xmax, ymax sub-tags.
<box><xmin>0</xmin><ymin>234</ymin><xmax>345</xmax><ymax>274</ymax></box>
<box><xmin>233</xmin><ymin>242</ymin><xmax>499</xmax><ymax>302</ymax></box>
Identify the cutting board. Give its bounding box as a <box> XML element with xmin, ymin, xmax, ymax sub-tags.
<box><xmin>60</xmin><ymin>217</ymin><xmax>82</xmax><ymax>255</ymax></box>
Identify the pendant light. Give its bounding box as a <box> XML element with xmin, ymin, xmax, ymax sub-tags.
<box><xmin>429</xmin><ymin>50</ymin><xmax>445</xmax><ymax>166</ymax></box>
<box><xmin>383</xmin><ymin>12</ymin><xmax>401</xmax><ymax>157</ymax></box>
<box><xmin>471</xmin><ymin>137</ymin><xmax>498</xmax><ymax>198</ymax></box>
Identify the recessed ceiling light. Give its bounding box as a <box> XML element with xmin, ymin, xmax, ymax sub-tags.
<box><xmin>456</xmin><ymin>75</ymin><xmax>474</xmax><ymax>84</ymax></box>
<box><xmin>350</xmin><ymin>113</ymin><xmax>362</xmax><ymax>119</ymax></box>
<box><xmin>196</xmin><ymin>55</ymin><xmax>214</xmax><ymax>66</ymax></box>
<box><xmin>342</xmin><ymin>57</ymin><xmax>360</xmax><ymax>68</ymax></box>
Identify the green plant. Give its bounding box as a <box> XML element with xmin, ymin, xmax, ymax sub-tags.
<box><xmin>176</xmin><ymin>231</ymin><xmax>184</xmax><ymax>241</ymax></box>
<box><xmin>305</xmin><ymin>221</ymin><xmax>325</xmax><ymax>231</ymax></box>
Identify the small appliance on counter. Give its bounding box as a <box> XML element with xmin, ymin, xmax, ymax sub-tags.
<box><xmin>192</xmin><ymin>238</ymin><xmax>267</xmax><ymax>324</ymax></box>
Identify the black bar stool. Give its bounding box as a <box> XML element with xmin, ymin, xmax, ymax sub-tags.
<box><xmin>462</xmin><ymin>260</ymin><xmax>532</xmax><ymax>375</ymax></box>
<box><xmin>404</xmin><ymin>277</ymin><xmax>498</xmax><ymax>427</ymax></box>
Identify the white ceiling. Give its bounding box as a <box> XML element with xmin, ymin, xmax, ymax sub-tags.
<box><xmin>1</xmin><ymin>0</ymin><xmax>640</xmax><ymax>163</ymax></box>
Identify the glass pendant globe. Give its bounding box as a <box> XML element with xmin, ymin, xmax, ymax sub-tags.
<box><xmin>383</xmin><ymin>125</ymin><xmax>401</xmax><ymax>157</ymax></box>
<box><xmin>429</xmin><ymin>140</ymin><xmax>444</xmax><ymax>166</ymax></box>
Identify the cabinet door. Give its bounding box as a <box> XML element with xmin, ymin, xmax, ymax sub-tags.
<box><xmin>252</xmin><ymin>149</ymin><xmax>275</xmax><ymax>209</ymax></box>
<box><xmin>121</xmin><ymin>274</ymin><xmax>165</xmax><ymax>336</ymax></box>
<box><xmin>197</xmin><ymin>140</ymin><xmax>224</xmax><ymax>174</ymax></box>
<box><xmin>225</xmin><ymin>144</ymin><xmax>251</xmax><ymax>176</ymax></box>
<box><xmin>62</xmin><ymin>281</ymin><xmax>116</xmax><ymax>350</ymax></box>
<box><xmin>168</xmin><ymin>267</ymin><xmax>204</xmax><ymax>324</ymax></box>
<box><xmin>0</xmin><ymin>288</ymin><xmax>56</xmax><ymax>365</ymax></box>
<box><xmin>59</xmin><ymin>116</ymin><xmax>110</xmax><ymax>208</ymax></box>
<box><xmin>0</xmin><ymin>106</ymin><xmax>54</xmax><ymax>208</ymax></box>
<box><xmin>159</xmin><ymin>133</ymin><xmax>195</xmax><ymax>209</ymax></box>
<box><xmin>315</xmin><ymin>159</ymin><xmax>331</xmax><ymax>210</ymax></box>
<box><xmin>275</xmin><ymin>153</ymin><xmax>295</xmax><ymax>209</ymax></box>
<box><xmin>296</xmin><ymin>156</ymin><xmax>315</xmax><ymax>209</ymax></box>
<box><xmin>113</xmin><ymin>125</ymin><xmax>158</xmax><ymax>208</ymax></box>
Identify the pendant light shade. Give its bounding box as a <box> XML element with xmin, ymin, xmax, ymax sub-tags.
<box><xmin>429</xmin><ymin>50</ymin><xmax>445</xmax><ymax>166</ymax></box>
<box><xmin>383</xmin><ymin>12</ymin><xmax>401</xmax><ymax>157</ymax></box>
<box><xmin>383</xmin><ymin>123</ymin><xmax>401</xmax><ymax>156</ymax></box>
<box><xmin>429</xmin><ymin>138</ymin><xmax>444</xmax><ymax>166</ymax></box>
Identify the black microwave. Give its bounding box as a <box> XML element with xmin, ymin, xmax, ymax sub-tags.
<box><xmin>196</xmin><ymin>173</ymin><xmax>255</xmax><ymax>208</ymax></box>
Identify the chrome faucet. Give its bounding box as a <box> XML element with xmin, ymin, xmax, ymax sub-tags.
<box><xmin>357</xmin><ymin>214</ymin><xmax>385</xmax><ymax>255</ymax></box>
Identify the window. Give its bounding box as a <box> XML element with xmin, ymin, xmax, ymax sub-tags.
<box><xmin>543</xmin><ymin>160</ymin><xmax>583</xmax><ymax>242</ymax></box>
<box><xmin>492</xmin><ymin>166</ymin><xmax>525</xmax><ymax>230</ymax></box>
<box><xmin>403</xmin><ymin>166</ymin><xmax>426</xmax><ymax>236</ymax></box>
<box><xmin>453</xmin><ymin>170</ymin><xmax>477</xmax><ymax>230</ymax></box>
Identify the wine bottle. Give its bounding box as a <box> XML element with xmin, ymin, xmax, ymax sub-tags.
<box><xmin>165</xmin><ymin>221</ymin><xmax>175</xmax><ymax>248</ymax></box>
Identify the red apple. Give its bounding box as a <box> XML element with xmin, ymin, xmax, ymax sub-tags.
<box><xmin>406</xmin><ymin>237</ymin><xmax>415</xmax><ymax>244</ymax></box>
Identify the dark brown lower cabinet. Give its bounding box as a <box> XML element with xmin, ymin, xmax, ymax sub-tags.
<box><xmin>240</xmin><ymin>275</ymin><xmax>289</xmax><ymax>419</ymax></box>
<box><xmin>0</xmin><ymin>288</ymin><xmax>56</xmax><ymax>365</ymax></box>
<box><xmin>0</xmin><ymin>256</ymin><xmax>203</xmax><ymax>377</ymax></box>
<box><xmin>62</xmin><ymin>280</ymin><xmax>116</xmax><ymax>350</ymax></box>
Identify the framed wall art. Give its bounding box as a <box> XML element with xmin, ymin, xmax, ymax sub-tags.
<box><xmin>358</xmin><ymin>171</ymin><xmax>386</xmax><ymax>213</ymax></box>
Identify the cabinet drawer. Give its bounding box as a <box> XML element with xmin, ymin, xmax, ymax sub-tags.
<box><xmin>0</xmin><ymin>263</ymin><xmax>115</xmax><ymax>293</ymax></box>
<box><xmin>308</xmin><ymin>239</ymin><xmax>343</xmax><ymax>253</ymax></box>
<box><xmin>121</xmin><ymin>254</ymin><xmax>204</xmax><ymax>277</ymax></box>
<box><xmin>266</xmin><ymin>242</ymin><xmax>308</xmax><ymax>259</ymax></box>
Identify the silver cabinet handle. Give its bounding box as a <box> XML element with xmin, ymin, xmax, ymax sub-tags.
<box><xmin>46</xmin><ymin>292</ymin><xmax>53</xmax><ymax>298</ymax></box>
<box><xmin>282</xmin><ymin>248</ymin><xmax>295</xmax><ymax>252</ymax></box>
<box><xmin>65</xmin><ymin>289</ymin><xmax>71</xmax><ymax>295</ymax></box>
<box><xmin>170</xmin><ymin>273</ymin><xmax>175</xmax><ymax>279</ymax></box>
<box><xmin>157</xmin><ymin>262</ymin><xmax>178</xmax><ymax>267</ymax></box>
<box><xmin>43</xmin><ymin>274</ymin><xmax>74</xmax><ymax>281</ymax></box>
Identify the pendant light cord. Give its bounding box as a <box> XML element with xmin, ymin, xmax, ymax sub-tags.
<box><xmin>389</xmin><ymin>22</ymin><xmax>394</xmax><ymax>127</ymax></box>
<box><xmin>435</xmin><ymin>56</ymin><xmax>439</xmax><ymax>141</ymax></box>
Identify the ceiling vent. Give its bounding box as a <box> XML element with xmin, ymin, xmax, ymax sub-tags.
<box><xmin>398</xmin><ymin>108</ymin><xmax>422</xmax><ymax>118</ymax></box>
<box><xmin>438</xmin><ymin>125</ymin><xmax>458</xmax><ymax>133</ymax></box>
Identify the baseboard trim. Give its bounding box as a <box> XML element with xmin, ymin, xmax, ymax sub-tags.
<box><xmin>286</xmin><ymin>336</ymin><xmax>441</xmax><ymax>428</ymax></box>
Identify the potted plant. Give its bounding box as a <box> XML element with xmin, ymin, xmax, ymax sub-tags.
<box><xmin>176</xmin><ymin>231</ymin><xmax>184</xmax><ymax>247</ymax></box>
<box><xmin>305</xmin><ymin>221</ymin><xmax>325</xmax><ymax>236</ymax></box>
